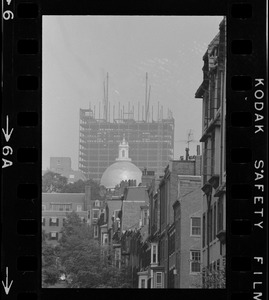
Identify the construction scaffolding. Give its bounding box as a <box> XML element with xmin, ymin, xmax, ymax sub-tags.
<box><xmin>79</xmin><ymin>104</ymin><xmax>174</xmax><ymax>182</ymax></box>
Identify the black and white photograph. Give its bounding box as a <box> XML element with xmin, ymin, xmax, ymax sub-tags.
<box><xmin>42</xmin><ymin>16</ymin><xmax>226</xmax><ymax>289</ymax></box>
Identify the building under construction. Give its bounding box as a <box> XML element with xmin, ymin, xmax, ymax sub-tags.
<box><xmin>79</xmin><ymin>73</ymin><xmax>175</xmax><ymax>182</ymax></box>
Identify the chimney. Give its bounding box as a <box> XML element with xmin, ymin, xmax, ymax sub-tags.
<box><xmin>185</xmin><ymin>147</ymin><xmax>189</xmax><ymax>160</ymax></box>
<box><xmin>194</xmin><ymin>155</ymin><xmax>202</xmax><ymax>176</ymax></box>
<box><xmin>141</xmin><ymin>170</ymin><xmax>155</xmax><ymax>187</ymax></box>
<box><xmin>197</xmin><ymin>145</ymin><xmax>201</xmax><ymax>156</ymax></box>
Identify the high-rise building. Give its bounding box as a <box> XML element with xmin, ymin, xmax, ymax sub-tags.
<box><xmin>79</xmin><ymin>105</ymin><xmax>174</xmax><ymax>182</ymax></box>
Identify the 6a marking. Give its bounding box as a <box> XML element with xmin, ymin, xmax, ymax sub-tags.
<box><xmin>3</xmin><ymin>0</ymin><xmax>14</xmax><ymax>20</ymax></box>
<box><xmin>2</xmin><ymin>116</ymin><xmax>14</xmax><ymax>169</ymax></box>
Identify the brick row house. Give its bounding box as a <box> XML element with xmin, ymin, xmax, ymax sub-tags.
<box><xmin>42</xmin><ymin>186</ymin><xmax>107</xmax><ymax>245</ymax></box>
<box><xmin>195</xmin><ymin>17</ymin><xmax>226</xmax><ymax>288</ymax></box>
<box><xmin>114</xmin><ymin>157</ymin><xmax>203</xmax><ymax>288</ymax></box>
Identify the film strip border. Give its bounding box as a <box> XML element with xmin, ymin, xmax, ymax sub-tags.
<box><xmin>2</xmin><ymin>1</ymin><xmax>40</xmax><ymax>299</ymax></box>
<box><xmin>228</xmin><ymin>2</ymin><xmax>267</xmax><ymax>300</ymax></box>
<box><xmin>1</xmin><ymin>1</ymin><xmax>267</xmax><ymax>299</ymax></box>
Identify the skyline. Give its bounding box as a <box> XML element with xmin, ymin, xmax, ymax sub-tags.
<box><xmin>42</xmin><ymin>15</ymin><xmax>223</xmax><ymax>170</ymax></box>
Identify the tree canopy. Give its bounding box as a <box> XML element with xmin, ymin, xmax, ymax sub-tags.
<box><xmin>57</xmin><ymin>212</ymin><xmax>131</xmax><ymax>288</ymax></box>
<box><xmin>42</xmin><ymin>171</ymin><xmax>68</xmax><ymax>193</ymax></box>
<box><xmin>42</xmin><ymin>239</ymin><xmax>61</xmax><ymax>287</ymax></box>
<box><xmin>42</xmin><ymin>171</ymin><xmax>105</xmax><ymax>199</ymax></box>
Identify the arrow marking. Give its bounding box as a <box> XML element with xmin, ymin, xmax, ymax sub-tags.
<box><xmin>2</xmin><ymin>267</ymin><xmax>13</xmax><ymax>295</ymax></box>
<box><xmin>2</xmin><ymin>116</ymin><xmax>13</xmax><ymax>142</ymax></box>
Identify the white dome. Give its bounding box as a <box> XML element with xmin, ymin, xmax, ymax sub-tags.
<box><xmin>100</xmin><ymin>161</ymin><xmax>142</xmax><ymax>189</ymax></box>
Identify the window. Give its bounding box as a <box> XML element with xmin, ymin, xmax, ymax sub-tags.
<box><xmin>141</xmin><ymin>279</ymin><xmax>146</xmax><ymax>288</ymax></box>
<box><xmin>191</xmin><ymin>217</ymin><xmax>201</xmax><ymax>236</ymax></box>
<box><xmin>122</xmin><ymin>150</ymin><xmax>125</xmax><ymax>158</ymax></box>
<box><xmin>69</xmin><ymin>174</ymin><xmax>75</xmax><ymax>179</ymax></box>
<box><xmin>50</xmin><ymin>231</ymin><xmax>58</xmax><ymax>240</ymax></box>
<box><xmin>211</xmin><ymin>131</ymin><xmax>215</xmax><ymax>175</ymax></box>
<box><xmin>93</xmin><ymin>225</ymin><xmax>98</xmax><ymax>238</ymax></box>
<box><xmin>42</xmin><ymin>205</ymin><xmax>46</xmax><ymax>211</ymax></box>
<box><xmin>203</xmin><ymin>140</ymin><xmax>209</xmax><ymax>184</ymax></box>
<box><xmin>190</xmin><ymin>251</ymin><xmax>201</xmax><ymax>273</ymax></box>
<box><xmin>159</xmin><ymin>239</ymin><xmax>164</xmax><ymax>263</ymax></box>
<box><xmin>213</xmin><ymin>203</ymin><xmax>217</xmax><ymax>239</ymax></box>
<box><xmin>51</xmin><ymin>204</ymin><xmax>72</xmax><ymax>211</ymax></box>
<box><xmin>202</xmin><ymin>214</ymin><xmax>206</xmax><ymax>248</ymax></box>
<box><xmin>151</xmin><ymin>244</ymin><xmax>157</xmax><ymax>264</ymax></box>
<box><xmin>77</xmin><ymin>205</ymin><xmax>82</xmax><ymax>212</ymax></box>
<box><xmin>42</xmin><ymin>218</ymin><xmax>45</xmax><ymax>226</ymax></box>
<box><xmin>218</xmin><ymin>197</ymin><xmax>224</xmax><ymax>232</ymax></box>
<box><xmin>208</xmin><ymin>207</ymin><xmax>213</xmax><ymax>243</ymax></box>
<box><xmin>160</xmin><ymin>185</ymin><xmax>166</xmax><ymax>227</ymax></box>
<box><xmin>92</xmin><ymin>209</ymin><xmax>99</xmax><ymax>219</ymax></box>
<box><xmin>216</xmin><ymin>259</ymin><xmax>220</xmax><ymax>271</ymax></box>
<box><xmin>49</xmin><ymin>217</ymin><xmax>59</xmax><ymax>226</ymax></box>
<box><xmin>156</xmin><ymin>272</ymin><xmax>163</xmax><ymax>288</ymax></box>
<box><xmin>168</xmin><ymin>230</ymin><xmax>175</xmax><ymax>256</ymax></box>
<box><xmin>94</xmin><ymin>200</ymin><xmax>100</xmax><ymax>207</ymax></box>
<box><xmin>102</xmin><ymin>233</ymin><xmax>108</xmax><ymax>245</ymax></box>
<box><xmin>142</xmin><ymin>209</ymin><xmax>148</xmax><ymax>226</ymax></box>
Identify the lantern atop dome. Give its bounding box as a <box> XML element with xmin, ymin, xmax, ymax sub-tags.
<box><xmin>116</xmin><ymin>135</ymin><xmax>131</xmax><ymax>162</ymax></box>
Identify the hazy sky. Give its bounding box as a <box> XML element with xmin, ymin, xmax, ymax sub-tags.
<box><xmin>42</xmin><ymin>15</ymin><xmax>223</xmax><ymax>170</ymax></box>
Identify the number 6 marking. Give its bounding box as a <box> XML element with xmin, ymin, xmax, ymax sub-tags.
<box><xmin>3</xmin><ymin>146</ymin><xmax>13</xmax><ymax>156</ymax></box>
<box><xmin>3</xmin><ymin>10</ymin><xmax>14</xmax><ymax>20</ymax></box>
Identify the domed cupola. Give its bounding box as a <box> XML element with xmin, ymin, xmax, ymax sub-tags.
<box><xmin>100</xmin><ymin>137</ymin><xmax>142</xmax><ymax>189</ymax></box>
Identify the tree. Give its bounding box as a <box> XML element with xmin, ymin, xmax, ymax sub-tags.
<box><xmin>58</xmin><ymin>212</ymin><xmax>131</xmax><ymax>288</ymax></box>
<box><xmin>62</xmin><ymin>179</ymin><xmax>105</xmax><ymax>200</ymax></box>
<box><xmin>42</xmin><ymin>171</ymin><xmax>68</xmax><ymax>193</ymax></box>
<box><xmin>42</xmin><ymin>240</ymin><xmax>61</xmax><ymax>287</ymax></box>
<box><xmin>42</xmin><ymin>172</ymin><xmax>106</xmax><ymax>199</ymax></box>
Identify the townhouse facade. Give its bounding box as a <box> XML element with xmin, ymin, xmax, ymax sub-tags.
<box><xmin>42</xmin><ymin>192</ymin><xmax>89</xmax><ymax>245</ymax></box>
<box><xmin>42</xmin><ymin>186</ymin><xmax>106</xmax><ymax>245</ymax></box>
<box><xmin>195</xmin><ymin>17</ymin><xmax>226</xmax><ymax>288</ymax></box>
<box><xmin>125</xmin><ymin>156</ymin><xmax>203</xmax><ymax>288</ymax></box>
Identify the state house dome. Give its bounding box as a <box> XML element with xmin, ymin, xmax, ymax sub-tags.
<box><xmin>100</xmin><ymin>137</ymin><xmax>142</xmax><ymax>189</ymax></box>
